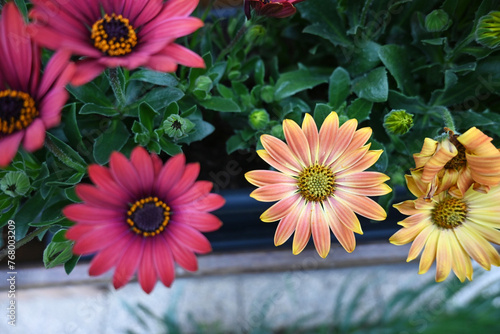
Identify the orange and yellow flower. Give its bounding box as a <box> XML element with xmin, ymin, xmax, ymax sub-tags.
<box><xmin>390</xmin><ymin>175</ymin><xmax>500</xmax><ymax>282</ymax></box>
<box><xmin>413</xmin><ymin>127</ymin><xmax>500</xmax><ymax>198</ymax></box>
<box><xmin>245</xmin><ymin>112</ymin><xmax>391</xmax><ymax>258</ymax></box>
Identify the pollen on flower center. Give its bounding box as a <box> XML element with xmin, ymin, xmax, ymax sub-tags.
<box><xmin>0</xmin><ymin>90</ymin><xmax>38</xmax><ymax>139</ymax></box>
<box><xmin>431</xmin><ymin>197</ymin><xmax>468</xmax><ymax>229</ymax></box>
<box><xmin>298</xmin><ymin>164</ymin><xmax>335</xmax><ymax>202</ymax></box>
<box><xmin>127</xmin><ymin>196</ymin><xmax>170</xmax><ymax>237</ymax></box>
<box><xmin>91</xmin><ymin>13</ymin><xmax>137</xmax><ymax>56</ymax></box>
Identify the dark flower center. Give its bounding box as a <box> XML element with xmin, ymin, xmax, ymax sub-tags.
<box><xmin>6</xmin><ymin>184</ymin><xmax>16</xmax><ymax>192</ymax></box>
<box><xmin>91</xmin><ymin>13</ymin><xmax>137</xmax><ymax>56</ymax></box>
<box><xmin>444</xmin><ymin>136</ymin><xmax>467</xmax><ymax>170</ymax></box>
<box><xmin>0</xmin><ymin>90</ymin><xmax>38</xmax><ymax>139</ymax></box>
<box><xmin>431</xmin><ymin>197</ymin><xmax>468</xmax><ymax>229</ymax></box>
<box><xmin>172</xmin><ymin>120</ymin><xmax>183</xmax><ymax>130</ymax></box>
<box><xmin>298</xmin><ymin>164</ymin><xmax>335</xmax><ymax>202</ymax></box>
<box><xmin>127</xmin><ymin>196</ymin><xmax>170</xmax><ymax>237</ymax></box>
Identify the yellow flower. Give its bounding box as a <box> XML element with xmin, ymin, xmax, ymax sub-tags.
<box><xmin>390</xmin><ymin>175</ymin><xmax>500</xmax><ymax>282</ymax></box>
<box><xmin>413</xmin><ymin>127</ymin><xmax>500</xmax><ymax>198</ymax></box>
<box><xmin>245</xmin><ymin>112</ymin><xmax>391</xmax><ymax>258</ymax></box>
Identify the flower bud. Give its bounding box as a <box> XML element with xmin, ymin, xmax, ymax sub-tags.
<box><xmin>271</xmin><ymin>124</ymin><xmax>285</xmax><ymax>140</ymax></box>
<box><xmin>476</xmin><ymin>11</ymin><xmax>500</xmax><ymax>48</ymax></box>
<box><xmin>384</xmin><ymin>109</ymin><xmax>414</xmax><ymax>135</ymax></box>
<box><xmin>245</xmin><ymin>25</ymin><xmax>266</xmax><ymax>44</ymax></box>
<box><xmin>425</xmin><ymin>9</ymin><xmax>451</xmax><ymax>32</ymax></box>
<box><xmin>0</xmin><ymin>171</ymin><xmax>30</xmax><ymax>197</ymax></box>
<box><xmin>163</xmin><ymin>114</ymin><xmax>195</xmax><ymax>140</ymax></box>
<box><xmin>249</xmin><ymin>109</ymin><xmax>270</xmax><ymax>130</ymax></box>
<box><xmin>260</xmin><ymin>85</ymin><xmax>275</xmax><ymax>103</ymax></box>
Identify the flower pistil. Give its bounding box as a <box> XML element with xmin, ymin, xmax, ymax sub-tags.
<box><xmin>91</xmin><ymin>13</ymin><xmax>137</xmax><ymax>56</ymax></box>
<box><xmin>0</xmin><ymin>90</ymin><xmax>38</xmax><ymax>138</ymax></box>
<box><xmin>127</xmin><ymin>196</ymin><xmax>171</xmax><ymax>237</ymax></box>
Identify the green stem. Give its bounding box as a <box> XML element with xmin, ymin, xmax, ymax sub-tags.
<box><xmin>44</xmin><ymin>135</ymin><xmax>86</xmax><ymax>172</ymax></box>
<box><xmin>0</xmin><ymin>225</ymin><xmax>51</xmax><ymax>262</ymax></box>
<box><xmin>216</xmin><ymin>23</ymin><xmax>248</xmax><ymax>63</ymax></box>
<box><xmin>108</xmin><ymin>68</ymin><xmax>126</xmax><ymax>108</ymax></box>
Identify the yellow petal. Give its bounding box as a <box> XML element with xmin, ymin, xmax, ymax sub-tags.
<box><xmin>454</xmin><ymin>225</ymin><xmax>492</xmax><ymax>270</ymax></box>
<box><xmin>435</xmin><ymin>229</ymin><xmax>453</xmax><ymax>282</ymax></box>
<box><xmin>418</xmin><ymin>228</ymin><xmax>440</xmax><ymax>274</ymax></box>
<box><xmin>421</xmin><ymin>140</ymin><xmax>457</xmax><ymax>183</ymax></box>
<box><xmin>407</xmin><ymin>224</ymin><xmax>436</xmax><ymax>262</ymax></box>
<box><xmin>389</xmin><ymin>217</ymin><xmax>431</xmax><ymax>245</ymax></box>
<box><xmin>458</xmin><ymin>127</ymin><xmax>498</xmax><ymax>156</ymax></box>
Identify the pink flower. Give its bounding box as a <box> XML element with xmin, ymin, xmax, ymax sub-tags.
<box><xmin>0</xmin><ymin>2</ymin><xmax>74</xmax><ymax>167</ymax></box>
<box><xmin>64</xmin><ymin>147</ymin><xmax>225</xmax><ymax>293</ymax></box>
<box><xmin>28</xmin><ymin>0</ymin><xmax>205</xmax><ymax>86</ymax></box>
<box><xmin>245</xmin><ymin>0</ymin><xmax>306</xmax><ymax>20</ymax></box>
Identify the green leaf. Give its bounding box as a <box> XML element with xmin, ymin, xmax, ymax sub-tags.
<box><xmin>129</xmin><ymin>69</ymin><xmax>178</xmax><ymax>86</ymax></box>
<box><xmin>389</xmin><ymin>90</ymin><xmax>428</xmax><ymax>115</ymax></box>
<box><xmin>46</xmin><ymin>172</ymin><xmax>85</xmax><ymax>187</ymax></box>
<box><xmin>346</xmin><ymin>41</ymin><xmax>381</xmax><ymax>76</ymax></box>
<box><xmin>313</xmin><ymin>103</ymin><xmax>333</xmax><ymax>127</ymax></box>
<box><xmin>43</xmin><ymin>239</ymin><xmax>74</xmax><ymax>269</ymax></box>
<box><xmin>352</xmin><ymin>67</ymin><xmax>389</xmax><ymax>103</ymax></box>
<box><xmin>80</xmin><ymin>103</ymin><xmax>120</xmax><ymax>117</ymax></box>
<box><xmin>0</xmin><ymin>202</ymin><xmax>19</xmax><ymax>229</ymax></box>
<box><xmin>217</xmin><ymin>84</ymin><xmax>234</xmax><ymax>99</ymax></box>
<box><xmin>274</xmin><ymin>68</ymin><xmax>328</xmax><ymax>101</ymax></box>
<box><xmin>52</xmin><ymin>229</ymin><xmax>69</xmax><ymax>243</ymax></box>
<box><xmin>14</xmin><ymin>191</ymin><xmax>46</xmax><ymax>229</ymax></box>
<box><xmin>346</xmin><ymin>98</ymin><xmax>373</xmax><ymax>122</ymax></box>
<box><xmin>378</xmin><ymin>45</ymin><xmax>416</xmax><ymax>96</ymax></box>
<box><xmin>14</xmin><ymin>0</ymin><xmax>28</xmax><ymax>19</ymax></box>
<box><xmin>46</xmin><ymin>133</ymin><xmax>87</xmax><ymax>173</ymax></box>
<box><xmin>206</xmin><ymin>62</ymin><xmax>227</xmax><ymax>85</ymax></box>
<box><xmin>370</xmin><ymin>139</ymin><xmax>388</xmax><ymax>172</ymax></box>
<box><xmin>454</xmin><ymin>110</ymin><xmax>495</xmax><ymax>130</ymax></box>
<box><xmin>64</xmin><ymin>255</ymin><xmax>81</xmax><ymax>275</ymax></box>
<box><xmin>67</xmin><ymin>82</ymin><xmax>112</xmax><ymax>107</ymax></box>
<box><xmin>254</xmin><ymin>59</ymin><xmax>265</xmax><ymax>85</ymax></box>
<box><xmin>199</xmin><ymin>97</ymin><xmax>241</xmax><ymax>112</ymax></box>
<box><xmin>299</xmin><ymin>0</ymin><xmax>352</xmax><ymax>47</ymax></box>
<box><xmin>126</xmin><ymin>87</ymin><xmax>184</xmax><ymax>116</ymax></box>
<box><xmin>139</xmin><ymin>102</ymin><xmax>158</xmax><ymax>132</ymax></box>
<box><xmin>329</xmin><ymin>67</ymin><xmax>351</xmax><ymax>109</ymax></box>
<box><xmin>159</xmin><ymin>138</ymin><xmax>182</xmax><ymax>156</ymax></box>
<box><xmin>179</xmin><ymin>117</ymin><xmax>215</xmax><ymax>143</ymax></box>
<box><xmin>62</xmin><ymin>103</ymin><xmax>83</xmax><ymax>149</ymax></box>
<box><xmin>226</xmin><ymin>134</ymin><xmax>247</xmax><ymax>154</ymax></box>
<box><xmin>93</xmin><ymin>120</ymin><xmax>130</xmax><ymax>164</ymax></box>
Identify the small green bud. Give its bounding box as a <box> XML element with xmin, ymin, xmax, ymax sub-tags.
<box><xmin>245</xmin><ymin>25</ymin><xmax>267</xmax><ymax>44</ymax></box>
<box><xmin>476</xmin><ymin>11</ymin><xmax>500</xmax><ymax>48</ymax></box>
<box><xmin>271</xmin><ymin>124</ymin><xmax>285</xmax><ymax>140</ymax></box>
<box><xmin>1</xmin><ymin>171</ymin><xmax>30</xmax><ymax>197</ymax></box>
<box><xmin>384</xmin><ymin>109</ymin><xmax>414</xmax><ymax>135</ymax></box>
<box><xmin>194</xmin><ymin>75</ymin><xmax>213</xmax><ymax>93</ymax></box>
<box><xmin>163</xmin><ymin>114</ymin><xmax>195</xmax><ymax>140</ymax></box>
<box><xmin>425</xmin><ymin>9</ymin><xmax>451</xmax><ymax>32</ymax></box>
<box><xmin>249</xmin><ymin>109</ymin><xmax>270</xmax><ymax>130</ymax></box>
<box><xmin>260</xmin><ymin>85</ymin><xmax>275</xmax><ymax>103</ymax></box>
<box><xmin>134</xmin><ymin>132</ymin><xmax>151</xmax><ymax>146</ymax></box>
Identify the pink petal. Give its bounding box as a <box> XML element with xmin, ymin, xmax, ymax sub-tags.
<box><xmin>171</xmin><ymin>211</ymin><xmax>222</xmax><ymax>232</ymax></box>
<box><xmin>70</xmin><ymin>60</ymin><xmax>107</xmax><ymax>86</ymax></box>
<box><xmin>323</xmin><ymin>119</ymin><xmax>358</xmax><ymax>167</ymax></box>
<box><xmin>88</xmin><ymin>165</ymin><xmax>132</xmax><ymax>202</ymax></box>
<box><xmin>0</xmin><ymin>132</ymin><xmax>24</xmax><ymax>167</ymax></box>
<box><xmin>38</xmin><ymin>88</ymin><xmax>68</xmax><ymax>128</ymax></box>
<box><xmin>259</xmin><ymin>193</ymin><xmax>302</xmax><ymax>222</ymax></box>
<box><xmin>176</xmin><ymin>193</ymin><xmax>225</xmax><ymax>212</ymax></box>
<box><xmin>292</xmin><ymin>201</ymin><xmax>312</xmax><ymax>255</ymax></box>
<box><xmin>141</xmin><ymin>17</ymin><xmax>203</xmax><ymax>40</ymax></box>
<box><xmin>113</xmin><ymin>236</ymin><xmax>145</xmax><ymax>289</ymax></box>
<box><xmin>88</xmin><ymin>233</ymin><xmax>134</xmax><ymax>276</ymax></box>
<box><xmin>245</xmin><ymin>170</ymin><xmax>297</xmax><ymax>187</ymax></box>
<box><xmin>170</xmin><ymin>180</ymin><xmax>212</xmax><ymax>205</ymax></box>
<box><xmin>335</xmin><ymin>189</ymin><xmax>387</xmax><ymax>221</ymax></box>
<box><xmin>109</xmin><ymin>151</ymin><xmax>141</xmax><ymax>197</ymax></box>
<box><xmin>144</xmin><ymin>55</ymin><xmax>178</xmax><ymax>73</ymax></box>
<box><xmin>130</xmin><ymin>146</ymin><xmax>155</xmax><ymax>195</ymax></box>
<box><xmin>301</xmin><ymin>114</ymin><xmax>319</xmax><ymax>163</ymax></box>
<box><xmin>138</xmin><ymin>241</ymin><xmax>157</xmax><ymax>293</ymax></box>
<box><xmin>325</xmin><ymin>208</ymin><xmax>356</xmax><ymax>252</ymax></box>
<box><xmin>260</xmin><ymin>135</ymin><xmax>302</xmax><ymax>172</ymax></box>
<box><xmin>156</xmin><ymin>0</ymin><xmax>199</xmax><ymax>21</ymax></box>
<box><xmin>72</xmin><ymin>225</ymin><xmax>129</xmax><ymax>255</ymax></box>
<box><xmin>153</xmin><ymin>235</ymin><xmax>176</xmax><ymax>287</ymax></box>
<box><xmin>311</xmin><ymin>202</ymin><xmax>331</xmax><ymax>258</ymax></box>
<box><xmin>22</xmin><ymin>119</ymin><xmax>46</xmax><ymax>152</ymax></box>
<box><xmin>335</xmin><ymin>171</ymin><xmax>390</xmax><ymax>188</ymax></box>
<box><xmin>326</xmin><ymin>197</ymin><xmax>362</xmax><ymax>234</ymax></box>
<box><xmin>250</xmin><ymin>183</ymin><xmax>297</xmax><ymax>202</ymax></box>
<box><xmin>163</xmin><ymin>232</ymin><xmax>198</xmax><ymax>271</ymax></box>
<box><xmin>168</xmin><ymin>221</ymin><xmax>212</xmax><ymax>254</ymax></box>
<box><xmin>63</xmin><ymin>204</ymin><xmax>124</xmax><ymax>224</ymax></box>
<box><xmin>75</xmin><ymin>184</ymin><xmax>125</xmax><ymax>209</ymax></box>
<box><xmin>283</xmin><ymin>118</ymin><xmax>312</xmax><ymax>166</ymax></box>
<box><xmin>37</xmin><ymin>50</ymin><xmax>73</xmax><ymax>99</ymax></box>
<box><xmin>257</xmin><ymin>150</ymin><xmax>299</xmax><ymax>176</ymax></box>
<box><xmin>165</xmin><ymin>162</ymin><xmax>200</xmax><ymax>200</ymax></box>
<box><xmin>154</xmin><ymin>43</ymin><xmax>205</xmax><ymax>69</ymax></box>
<box><xmin>129</xmin><ymin>0</ymin><xmax>163</xmax><ymax>27</ymax></box>
<box><xmin>318</xmin><ymin>112</ymin><xmax>339</xmax><ymax>164</ymax></box>
<box><xmin>156</xmin><ymin>154</ymin><xmax>186</xmax><ymax>199</ymax></box>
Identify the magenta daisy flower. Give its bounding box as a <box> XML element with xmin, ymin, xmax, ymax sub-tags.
<box><xmin>0</xmin><ymin>2</ymin><xmax>74</xmax><ymax>167</ymax></box>
<box><xmin>63</xmin><ymin>147</ymin><xmax>225</xmax><ymax>293</ymax></box>
<box><xmin>28</xmin><ymin>0</ymin><xmax>205</xmax><ymax>86</ymax></box>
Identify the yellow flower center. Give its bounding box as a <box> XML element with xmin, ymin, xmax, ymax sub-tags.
<box><xmin>0</xmin><ymin>90</ymin><xmax>38</xmax><ymax>139</ymax></box>
<box><xmin>444</xmin><ymin>136</ymin><xmax>466</xmax><ymax>170</ymax></box>
<box><xmin>127</xmin><ymin>196</ymin><xmax>170</xmax><ymax>237</ymax></box>
<box><xmin>298</xmin><ymin>164</ymin><xmax>335</xmax><ymax>202</ymax></box>
<box><xmin>431</xmin><ymin>197</ymin><xmax>468</xmax><ymax>229</ymax></box>
<box><xmin>91</xmin><ymin>13</ymin><xmax>137</xmax><ymax>56</ymax></box>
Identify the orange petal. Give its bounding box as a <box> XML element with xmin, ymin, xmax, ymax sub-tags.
<box><xmin>435</xmin><ymin>229</ymin><xmax>453</xmax><ymax>282</ymax></box>
<box><xmin>260</xmin><ymin>193</ymin><xmax>302</xmax><ymax>222</ymax></box>
<box><xmin>467</xmin><ymin>153</ymin><xmax>500</xmax><ymax>185</ymax></box>
<box><xmin>326</xmin><ymin>207</ymin><xmax>356</xmax><ymax>252</ymax></box>
<box><xmin>335</xmin><ymin>171</ymin><xmax>390</xmax><ymax>188</ymax></box>
<box><xmin>257</xmin><ymin>150</ymin><xmax>299</xmax><ymax>176</ymax></box>
<box><xmin>326</xmin><ymin>197</ymin><xmax>362</xmax><ymax>234</ymax></box>
<box><xmin>329</xmin><ymin>144</ymin><xmax>370</xmax><ymax>174</ymax></box>
<box><xmin>413</xmin><ymin>138</ymin><xmax>438</xmax><ymax>168</ymax></box>
<box><xmin>345</xmin><ymin>127</ymin><xmax>372</xmax><ymax>153</ymax></box>
<box><xmin>393</xmin><ymin>200</ymin><xmax>421</xmax><ymax>216</ymax></box>
<box><xmin>466</xmin><ymin>219</ymin><xmax>500</xmax><ymax>244</ymax></box>
<box><xmin>323</xmin><ymin>119</ymin><xmax>358</xmax><ymax>167</ymax></box>
<box><xmin>407</xmin><ymin>224</ymin><xmax>436</xmax><ymax>262</ymax></box>
<box><xmin>311</xmin><ymin>202</ymin><xmax>331</xmax><ymax>258</ymax></box>
<box><xmin>283</xmin><ymin>118</ymin><xmax>312</xmax><ymax>166</ymax></box>
<box><xmin>292</xmin><ymin>201</ymin><xmax>312</xmax><ymax>255</ymax></box>
<box><xmin>245</xmin><ymin>170</ymin><xmax>297</xmax><ymax>187</ymax></box>
<box><xmin>335</xmin><ymin>150</ymin><xmax>383</xmax><ymax>177</ymax></box>
<box><xmin>302</xmin><ymin>114</ymin><xmax>320</xmax><ymax>163</ymax></box>
<box><xmin>398</xmin><ymin>213</ymin><xmax>431</xmax><ymax>228</ymax></box>
<box><xmin>335</xmin><ymin>190</ymin><xmax>387</xmax><ymax>221</ymax></box>
<box><xmin>447</xmin><ymin>231</ymin><xmax>469</xmax><ymax>282</ymax></box>
<box><xmin>318</xmin><ymin>112</ymin><xmax>339</xmax><ymax>164</ymax></box>
<box><xmin>274</xmin><ymin>203</ymin><xmax>301</xmax><ymax>246</ymax></box>
<box><xmin>458</xmin><ymin>127</ymin><xmax>498</xmax><ymax>155</ymax></box>
<box><xmin>389</xmin><ymin>217</ymin><xmax>431</xmax><ymax>245</ymax></box>
<box><xmin>421</xmin><ymin>140</ymin><xmax>457</xmax><ymax>183</ymax></box>
<box><xmin>260</xmin><ymin>134</ymin><xmax>302</xmax><ymax>172</ymax></box>
<box><xmin>454</xmin><ymin>225</ymin><xmax>492</xmax><ymax>270</ymax></box>
<box><xmin>336</xmin><ymin>183</ymin><xmax>392</xmax><ymax>197</ymax></box>
<box><xmin>250</xmin><ymin>183</ymin><xmax>297</xmax><ymax>202</ymax></box>
<box><xmin>418</xmin><ymin>228</ymin><xmax>440</xmax><ymax>274</ymax></box>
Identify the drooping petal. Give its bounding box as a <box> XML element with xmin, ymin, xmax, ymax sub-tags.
<box><xmin>310</xmin><ymin>202</ymin><xmax>331</xmax><ymax>258</ymax></box>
